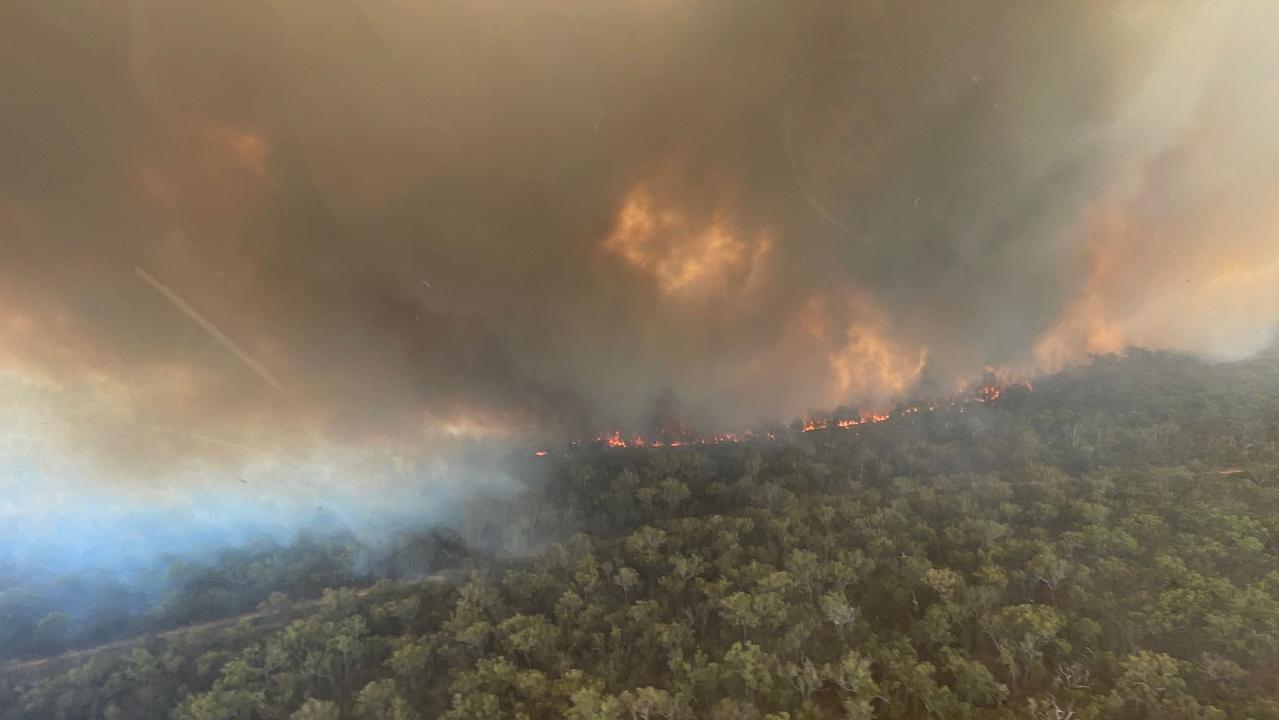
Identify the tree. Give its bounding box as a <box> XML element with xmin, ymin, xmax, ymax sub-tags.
<box><xmin>15</xmin><ymin>352</ymin><xmax>1279</xmax><ymax>720</ymax></box>
<box><xmin>614</xmin><ymin>567</ymin><xmax>641</xmax><ymax>602</ymax></box>
<box><xmin>354</xmin><ymin>680</ymin><xmax>419</xmax><ymax>720</ymax></box>
<box><xmin>625</xmin><ymin>527</ymin><xmax>668</xmax><ymax>567</ymax></box>
<box><xmin>719</xmin><ymin>593</ymin><xmax>760</xmax><ymax>638</ymax></box>
<box><xmin>723</xmin><ymin>642</ymin><xmax>774</xmax><ymax>696</ymax></box>
<box><xmin>258</xmin><ymin>591</ymin><xmax>291</xmax><ymax>614</ymax></box>
<box><xmin>658</xmin><ymin>478</ymin><xmax>692</xmax><ymax>514</ymax></box>
<box><xmin>620</xmin><ymin>686</ymin><xmax>679</xmax><ymax>720</ymax></box>
<box><xmin>31</xmin><ymin>611</ymin><xmax>72</xmax><ymax>655</ymax></box>
<box><xmin>291</xmin><ymin>698</ymin><xmax>341</xmax><ymax>720</ymax></box>
<box><xmin>819</xmin><ymin>592</ymin><xmax>857</xmax><ymax>630</ymax></box>
<box><xmin>824</xmin><ymin>650</ymin><xmax>878</xmax><ymax>720</ymax></box>
<box><xmin>498</xmin><ymin>614</ymin><xmax>558</xmax><ymax>666</ymax></box>
<box><xmin>982</xmin><ymin>604</ymin><xmax>1066</xmax><ymax>689</ymax></box>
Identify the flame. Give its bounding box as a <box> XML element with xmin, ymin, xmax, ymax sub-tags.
<box><xmin>796</xmin><ymin>386</ymin><xmax>1019</xmax><ymax>434</ymax></box>
<box><xmin>1032</xmin><ymin>51</ymin><xmax>1279</xmax><ymax>371</ymax></box>
<box><xmin>565</xmin><ymin>379</ymin><xmax>1030</xmax><ymax>450</ymax></box>
<box><xmin>790</xmin><ymin>290</ymin><xmax>929</xmax><ymax>408</ymax></box>
<box><xmin>1033</xmin><ymin>197</ymin><xmax>1133</xmax><ymax>369</ymax></box>
<box><xmin>829</xmin><ymin>324</ymin><xmax>927</xmax><ymax>400</ymax></box>
<box><xmin>802</xmin><ymin>409</ymin><xmax>891</xmax><ymax>433</ymax></box>
<box><xmin>602</xmin><ymin>186</ymin><xmax>772</xmax><ymax>299</ymax></box>
<box><xmin>1035</xmin><ymin>185</ymin><xmax>1279</xmax><ymax>369</ymax></box>
<box><xmin>976</xmin><ymin>385</ymin><xmax>1003</xmax><ymax>402</ymax></box>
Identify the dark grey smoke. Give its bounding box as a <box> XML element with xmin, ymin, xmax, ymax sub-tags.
<box><xmin>1</xmin><ymin>0</ymin><xmax>1276</xmax><ymax>479</ymax></box>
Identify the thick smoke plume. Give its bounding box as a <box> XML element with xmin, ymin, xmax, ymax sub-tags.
<box><xmin>2</xmin><ymin>0</ymin><xmax>1277</xmax><ymax>483</ymax></box>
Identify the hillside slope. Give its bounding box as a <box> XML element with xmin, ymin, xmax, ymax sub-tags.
<box><xmin>6</xmin><ymin>351</ymin><xmax>1279</xmax><ymax>719</ymax></box>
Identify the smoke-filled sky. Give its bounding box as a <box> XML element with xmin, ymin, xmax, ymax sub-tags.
<box><xmin>2</xmin><ymin>0</ymin><xmax>1278</xmax><ymax>533</ymax></box>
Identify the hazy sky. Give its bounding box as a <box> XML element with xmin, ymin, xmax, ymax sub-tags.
<box><xmin>2</xmin><ymin>0</ymin><xmax>1277</xmax><ymax>528</ymax></box>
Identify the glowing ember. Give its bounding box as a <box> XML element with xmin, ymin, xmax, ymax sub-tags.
<box><xmin>551</xmin><ymin>381</ymin><xmax>1032</xmax><ymax>455</ymax></box>
<box><xmin>804</xmin><ymin>410</ymin><xmax>890</xmax><ymax>433</ymax></box>
<box><xmin>977</xmin><ymin>385</ymin><xmax>1003</xmax><ymax>402</ymax></box>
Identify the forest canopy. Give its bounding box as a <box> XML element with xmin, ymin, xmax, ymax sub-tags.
<box><xmin>5</xmin><ymin>350</ymin><xmax>1279</xmax><ymax>719</ymax></box>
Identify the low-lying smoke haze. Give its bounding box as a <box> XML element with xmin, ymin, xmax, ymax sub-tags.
<box><xmin>2</xmin><ymin>0</ymin><xmax>1278</xmax><ymax>562</ymax></box>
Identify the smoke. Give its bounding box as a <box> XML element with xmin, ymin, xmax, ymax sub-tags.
<box><xmin>1</xmin><ymin>0</ymin><xmax>1277</xmax><ymax>489</ymax></box>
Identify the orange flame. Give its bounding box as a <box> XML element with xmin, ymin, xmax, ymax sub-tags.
<box><xmin>601</xmin><ymin>186</ymin><xmax>772</xmax><ymax>300</ymax></box>
<box><xmin>539</xmin><ymin>377</ymin><xmax>1032</xmax><ymax>456</ymax></box>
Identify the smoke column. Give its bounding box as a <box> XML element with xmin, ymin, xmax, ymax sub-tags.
<box><xmin>0</xmin><ymin>0</ymin><xmax>1276</xmax><ymax>506</ymax></box>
